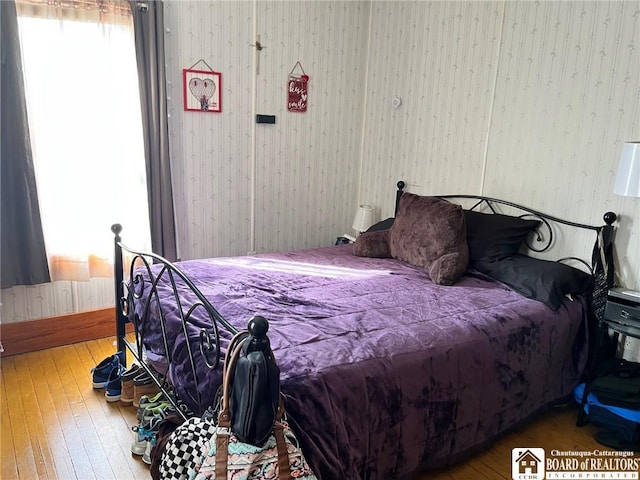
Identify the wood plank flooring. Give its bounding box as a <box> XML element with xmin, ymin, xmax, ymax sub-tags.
<box><xmin>2</xmin><ymin>337</ymin><xmax>148</xmax><ymax>480</ymax></box>
<box><xmin>0</xmin><ymin>336</ymin><xmax>615</xmax><ymax>479</ymax></box>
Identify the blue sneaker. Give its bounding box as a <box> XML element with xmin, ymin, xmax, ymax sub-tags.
<box><xmin>105</xmin><ymin>365</ymin><xmax>125</xmax><ymax>402</ymax></box>
<box><xmin>91</xmin><ymin>351</ymin><xmax>123</xmax><ymax>388</ymax></box>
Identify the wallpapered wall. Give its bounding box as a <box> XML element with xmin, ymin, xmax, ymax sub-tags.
<box><xmin>359</xmin><ymin>0</ymin><xmax>640</xmax><ymax>289</ymax></box>
<box><xmin>3</xmin><ymin>0</ymin><xmax>639</xmax><ymax>324</ymax></box>
<box><xmin>164</xmin><ymin>0</ymin><xmax>253</xmax><ymax>260</ymax></box>
<box><xmin>165</xmin><ymin>0</ymin><xmax>370</xmax><ymax>259</ymax></box>
<box><xmin>486</xmin><ymin>0</ymin><xmax>640</xmax><ymax>287</ymax></box>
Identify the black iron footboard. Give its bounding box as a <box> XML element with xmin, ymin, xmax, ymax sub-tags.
<box><xmin>111</xmin><ymin>223</ymin><xmax>241</xmax><ymax>421</ymax></box>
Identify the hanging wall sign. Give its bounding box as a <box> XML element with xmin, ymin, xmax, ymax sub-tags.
<box><xmin>183</xmin><ymin>60</ymin><xmax>222</xmax><ymax>113</ymax></box>
<box><xmin>287</xmin><ymin>61</ymin><xmax>309</xmax><ymax>112</ymax></box>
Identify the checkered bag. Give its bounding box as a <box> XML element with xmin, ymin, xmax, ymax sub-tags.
<box><xmin>160</xmin><ymin>416</ymin><xmax>217</xmax><ymax>479</ymax></box>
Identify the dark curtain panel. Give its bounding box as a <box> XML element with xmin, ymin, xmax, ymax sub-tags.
<box><xmin>0</xmin><ymin>0</ymin><xmax>51</xmax><ymax>288</ymax></box>
<box><xmin>129</xmin><ymin>0</ymin><xmax>177</xmax><ymax>261</ymax></box>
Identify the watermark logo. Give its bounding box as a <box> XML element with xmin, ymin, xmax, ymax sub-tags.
<box><xmin>511</xmin><ymin>448</ymin><xmax>639</xmax><ymax>479</ymax></box>
<box><xmin>512</xmin><ymin>448</ymin><xmax>545</xmax><ymax>480</ymax></box>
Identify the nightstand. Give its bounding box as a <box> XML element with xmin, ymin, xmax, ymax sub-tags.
<box><xmin>576</xmin><ymin>288</ymin><xmax>640</xmax><ymax>426</ymax></box>
<box><xmin>603</xmin><ymin>288</ymin><xmax>640</xmax><ymax>338</ymax></box>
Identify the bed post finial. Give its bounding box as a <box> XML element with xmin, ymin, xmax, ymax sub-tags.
<box><xmin>111</xmin><ymin>223</ymin><xmax>122</xmax><ymax>239</ymax></box>
<box><xmin>248</xmin><ymin>315</ymin><xmax>269</xmax><ymax>338</ymax></box>
<box><xmin>603</xmin><ymin>212</ymin><xmax>616</xmax><ymax>226</ymax></box>
<box><xmin>395</xmin><ymin>181</ymin><xmax>406</xmax><ymax>216</ymax></box>
<box><xmin>247</xmin><ymin>315</ymin><xmax>270</xmax><ymax>353</ymax></box>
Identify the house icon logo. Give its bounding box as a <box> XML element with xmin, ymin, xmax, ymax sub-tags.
<box><xmin>511</xmin><ymin>448</ymin><xmax>545</xmax><ymax>480</ymax></box>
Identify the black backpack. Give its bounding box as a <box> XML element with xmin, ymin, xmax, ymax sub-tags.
<box><xmin>591</xmin><ymin>358</ymin><xmax>640</xmax><ymax>409</ymax></box>
<box><xmin>228</xmin><ymin>316</ymin><xmax>280</xmax><ymax>447</ymax></box>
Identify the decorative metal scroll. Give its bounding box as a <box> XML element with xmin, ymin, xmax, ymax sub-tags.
<box><xmin>394</xmin><ymin>181</ymin><xmax>616</xmax><ymax>273</ymax></box>
<box><xmin>112</xmin><ymin>223</ymin><xmax>239</xmax><ymax>420</ymax></box>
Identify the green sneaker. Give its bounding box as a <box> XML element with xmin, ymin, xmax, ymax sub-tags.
<box><xmin>138</xmin><ymin>391</ymin><xmax>166</xmax><ymax>408</ymax></box>
<box><xmin>140</xmin><ymin>401</ymin><xmax>172</xmax><ymax>422</ymax></box>
<box><xmin>136</xmin><ymin>392</ymin><xmax>167</xmax><ymax>420</ymax></box>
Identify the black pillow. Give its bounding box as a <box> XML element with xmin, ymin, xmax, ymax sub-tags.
<box><xmin>475</xmin><ymin>254</ymin><xmax>594</xmax><ymax>310</ymax></box>
<box><xmin>366</xmin><ymin>217</ymin><xmax>395</xmax><ymax>233</ymax></box>
<box><xmin>464</xmin><ymin>210</ymin><xmax>541</xmax><ymax>264</ymax></box>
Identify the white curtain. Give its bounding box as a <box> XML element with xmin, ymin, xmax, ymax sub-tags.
<box><xmin>17</xmin><ymin>0</ymin><xmax>151</xmax><ymax>281</ymax></box>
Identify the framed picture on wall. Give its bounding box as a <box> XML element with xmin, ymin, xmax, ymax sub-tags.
<box><xmin>183</xmin><ymin>68</ymin><xmax>222</xmax><ymax>113</ymax></box>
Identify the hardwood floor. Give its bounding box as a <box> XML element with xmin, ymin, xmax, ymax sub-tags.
<box><xmin>0</xmin><ymin>337</ymin><xmax>611</xmax><ymax>480</ymax></box>
<box><xmin>417</xmin><ymin>405</ymin><xmax>607</xmax><ymax>480</ymax></box>
<box><xmin>2</xmin><ymin>337</ymin><xmax>148</xmax><ymax>480</ymax></box>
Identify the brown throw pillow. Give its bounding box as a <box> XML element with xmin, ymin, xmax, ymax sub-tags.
<box><xmin>389</xmin><ymin>193</ymin><xmax>468</xmax><ymax>285</ymax></box>
<box><xmin>353</xmin><ymin>230</ymin><xmax>392</xmax><ymax>258</ymax></box>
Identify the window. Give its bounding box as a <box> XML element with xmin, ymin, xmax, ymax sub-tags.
<box><xmin>17</xmin><ymin>1</ymin><xmax>150</xmax><ymax>281</ymax></box>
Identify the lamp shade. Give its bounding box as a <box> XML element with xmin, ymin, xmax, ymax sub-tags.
<box><xmin>352</xmin><ymin>204</ymin><xmax>375</xmax><ymax>233</ymax></box>
<box><xmin>614</xmin><ymin>142</ymin><xmax>640</xmax><ymax>197</ymax></box>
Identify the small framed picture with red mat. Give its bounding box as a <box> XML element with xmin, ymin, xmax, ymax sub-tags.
<box><xmin>183</xmin><ymin>66</ymin><xmax>221</xmax><ymax>113</ymax></box>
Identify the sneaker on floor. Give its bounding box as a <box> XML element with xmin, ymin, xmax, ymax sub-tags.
<box><xmin>120</xmin><ymin>363</ymin><xmax>141</xmax><ymax>405</ymax></box>
<box><xmin>137</xmin><ymin>391</ymin><xmax>167</xmax><ymax>413</ymax></box>
<box><xmin>133</xmin><ymin>372</ymin><xmax>161</xmax><ymax>408</ymax></box>
<box><xmin>140</xmin><ymin>402</ymin><xmax>174</xmax><ymax>423</ymax></box>
<box><xmin>130</xmin><ymin>416</ymin><xmax>163</xmax><ymax>456</ymax></box>
<box><xmin>136</xmin><ymin>395</ymin><xmax>171</xmax><ymax>420</ymax></box>
<box><xmin>130</xmin><ymin>424</ymin><xmax>152</xmax><ymax>456</ymax></box>
<box><xmin>90</xmin><ymin>351</ymin><xmax>123</xmax><ymax>389</ymax></box>
<box><xmin>104</xmin><ymin>365</ymin><xmax>125</xmax><ymax>402</ymax></box>
<box><xmin>137</xmin><ymin>396</ymin><xmax>170</xmax><ymax>421</ymax></box>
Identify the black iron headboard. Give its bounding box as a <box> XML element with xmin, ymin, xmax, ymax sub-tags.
<box><xmin>394</xmin><ymin>180</ymin><xmax>616</xmax><ymax>272</ymax></box>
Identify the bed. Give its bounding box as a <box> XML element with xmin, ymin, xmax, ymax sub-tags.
<box><xmin>113</xmin><ymin>181</ymin><xmax>617</xmax><ymax>479</ymax></box>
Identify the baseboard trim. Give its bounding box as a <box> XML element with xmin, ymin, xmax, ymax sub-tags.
<box><xmin>1</xmin><ymin>307</ymin><xmax>122</xmax><ymax>356</ymax></box>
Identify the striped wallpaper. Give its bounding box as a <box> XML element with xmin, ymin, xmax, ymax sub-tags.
<box><xmin>360</xmin><ymin>0</ymin><xmax>639</xmax><ymax>288</ymax></box>
<box><xmin>165</xmin><ymin>0</ymin><xmax>369</xmax><ymax>260</ymax></box>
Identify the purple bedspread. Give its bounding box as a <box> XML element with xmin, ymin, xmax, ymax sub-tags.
<box><xmin>134</xmin><ymin>245</ymin><xmax>588</xmax><ymax>479</ymax></box>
